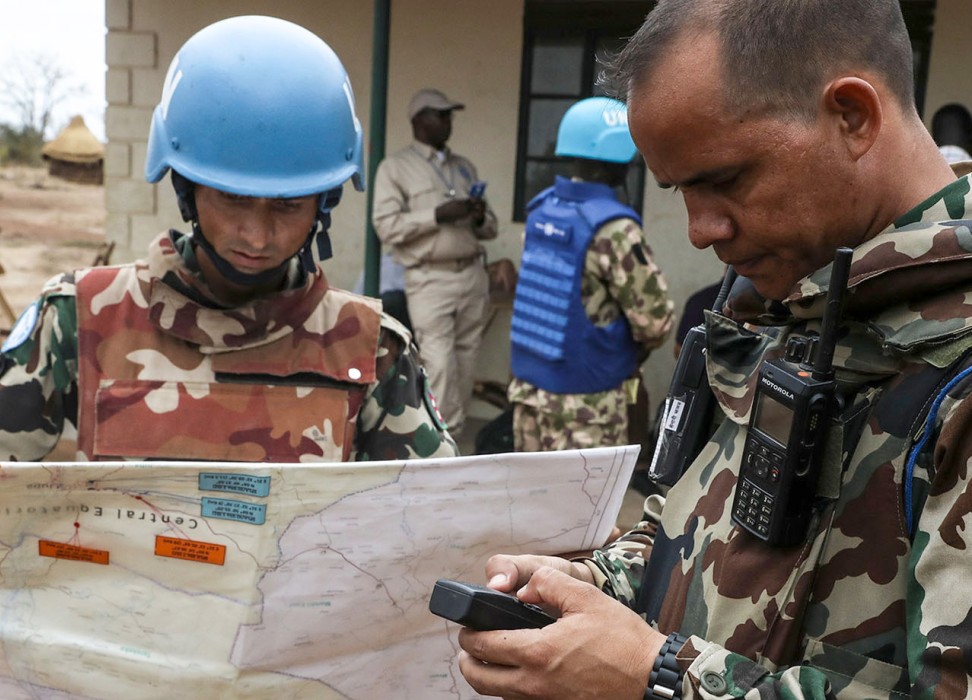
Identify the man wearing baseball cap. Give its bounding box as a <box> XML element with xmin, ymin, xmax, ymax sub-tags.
<box><xmin>373</xmin><ymin>88</ymin><xmax>498</xmax><ymax>441</ymax></box>
<box><xmin>407</xmin><ymin>88</ymin><xmax>465</xmax><ymax>119</ymax></box>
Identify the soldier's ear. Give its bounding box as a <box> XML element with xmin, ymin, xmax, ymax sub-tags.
<box><xmin>823</xmin><ymin>77</ymin><xmax>882</xmax><ymax>162</ymax></box>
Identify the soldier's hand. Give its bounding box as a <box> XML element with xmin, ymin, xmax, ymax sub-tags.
<box><xmin>469</xmin><ymin>197</ymin><xmax>487</xmax><ymax>225</ymax></box>
<box><xmin>458</xmin><ymin>567</ymin><xmax>664</xmax><ymax>700</ymax></box>
<box><xmin>435</xmin><ymin>198</ymin><xmax>474</xmax><ymax>224</ymax></box>
<box><xmin>484</xmin><ymin>553</ymin><xmax>595</xmax><ymax>593</ymax></box>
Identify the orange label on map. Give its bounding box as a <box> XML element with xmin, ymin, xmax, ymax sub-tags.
<box><xmin>154</xmin><ymin>536</ymin><xmax>226</xmax><ymax>566</ymax></box>
<box><xmin>39</xmin><ymin>540</ymin><xmax>110</xmax><ymax>565</ymax></box>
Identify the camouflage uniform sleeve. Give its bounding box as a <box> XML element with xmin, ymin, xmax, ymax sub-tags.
<box><xmin>588</xmin><ymin>379</ymin><xmax>972</xmax><ymax>698</ymax></box>
<box><xmin>586</xmin><ymin>490</ymin><xmax>837</xmax><ymax>698</ymax></box>
<box><xmin>665</xmin><ymin>637</ymin><xmax>834</xmax><ymax>700</ymax></box>
<box><xmin>0</xmin><ymin>274</ymin><xmax>79</xmax><ymax>461</ymax></box>
<box><xmin>353</xmin><ymin>315</ymin><xmax>458</xmax><ymax>461</ymax></box>
<box><xmin>585</xmin><ymin>218</ymin><xmax>674</xmax><ymax>353</ymax></box>
<box><xmin>580</xmin><ymin>493</ymin><xmax>663</xmax><ymax>606</ymax></box>
<box><xmin>905</xmin><ymin>377</ymin><xmax>972</xmax><ymax>697</ymax></box>
<box><xmin>591</xmin><ymin>515</ymin><xmax>866</xmax><ymax>700</ymax></box>
<box><xmin>667</xmin><ymin>387</ymin><xmax>972</xmax><ymax>699</ymax></box>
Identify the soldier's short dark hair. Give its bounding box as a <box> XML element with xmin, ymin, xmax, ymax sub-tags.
<box><xmin>606</xmin><ymin>0</ymin><xmax>915</xmax><ymax>121</ymax></box>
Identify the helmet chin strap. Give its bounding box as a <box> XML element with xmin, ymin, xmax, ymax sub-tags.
<box><xmin>298</xmin><ymin>211</ymin><xmax>334</xmax><ymax>273</ymax></box>
<box><xmin>190</xmin><ymin>219</ymin><xmax>314</xmax><ymax>288</ymax></box>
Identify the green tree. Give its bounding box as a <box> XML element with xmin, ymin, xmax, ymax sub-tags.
<box><xmin>0</xmin><ymin>124</ymin><xmax>45</xmax><ymax>165</ymax></box>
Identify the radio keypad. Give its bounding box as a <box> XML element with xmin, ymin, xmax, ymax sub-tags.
<box><xmin>736</xmin><ymin>478</ymin><xmax>774</xmax><ymax>537</ymax></box>
<box><xmin>737</xmin><ymin>434</ymin><xmax>783</xmax><ymax>538</ymax></box>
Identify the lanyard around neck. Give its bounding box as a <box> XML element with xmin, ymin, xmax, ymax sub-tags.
<box><xmin>411</xmin><ymin>145</ymin><xmax>457</xmax><ymax>197</ymax></box>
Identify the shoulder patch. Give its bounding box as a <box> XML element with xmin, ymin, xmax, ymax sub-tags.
<box><xmin>2</xmin><ymin>300</ymin><xmax>40</xmax><ymax>354</ymax></box>
<box><xmin>422</xmin><ymin>369</ymin><xmax>449</xmax><ymax>432</ymax></box>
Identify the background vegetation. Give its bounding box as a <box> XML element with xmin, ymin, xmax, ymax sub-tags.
<box><xmin>0</xmin><ymin>52</ymin><xmax>85</xmax><ymax>165</ymax></box>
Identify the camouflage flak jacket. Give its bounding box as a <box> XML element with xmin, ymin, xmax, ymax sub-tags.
<box><xmin>586</xmin><ymin>175</ymin><xmax>972</xmax><ymax>699</ymax></box>
<box><xmin>0</xmin><ymin>231</ymin><xmax>457</xmax><ymax>462</ymax></box>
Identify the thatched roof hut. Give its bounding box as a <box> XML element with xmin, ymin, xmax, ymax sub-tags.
<box><xmin>42</xmin><ymin>115</ymin><xmax>104</xmax><ymax>185</ymax></box>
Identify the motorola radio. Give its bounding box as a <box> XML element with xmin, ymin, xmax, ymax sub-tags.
<box><xmin>730</xmin><ymin>247</ymin><xmax>852</xmax><ymax>547</ymax></box>
<box><xmin>648</xmin><ymin>269</ymin><xmax>737</xmax><ymax>487</ymax></box>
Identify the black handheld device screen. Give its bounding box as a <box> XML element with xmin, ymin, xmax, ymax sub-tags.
<box><xmin>429</xmin><ymin>579</ymin><xmax>555</xmax><ymax>631</ymax></box>
<box><xmin>752</xmin><ymin>394</ymin><xmax>794</xmax><ymax>445</ymax></box>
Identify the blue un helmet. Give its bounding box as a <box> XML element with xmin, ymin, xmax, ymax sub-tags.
<box><xmin>144</xmin><ymin>15</ymin><xmax>364</xmax><ymax>283</ymax></box>
<box><xmin>554</xmin><ymin>96</ymin><xmax>637</xmax><ymax>164</ymax></box>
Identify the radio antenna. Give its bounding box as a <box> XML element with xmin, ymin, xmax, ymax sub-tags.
<box><xmin>812</xmin><ymin>247</ymin><xmax>853</xmax><ymax>381</ymax></box>
<box><xmin>712</xmin><ymin>267</ymin><xmax>737</xmax><ymax>312</ymax></box>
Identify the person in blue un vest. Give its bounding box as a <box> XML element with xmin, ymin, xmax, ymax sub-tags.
<box><xmin>507</xmin><ymin>96</ymin><xmax>674</xmax><ymax>452</ymax></box>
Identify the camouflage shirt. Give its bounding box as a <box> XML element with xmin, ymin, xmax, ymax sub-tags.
<box><xmin>507</xmin><ymin>215</ymin><xmax>674</xmax><ymax>448</ymax></box>
<box><xmin>587</xmin><ymin>175</ymin><xmax>972</xmax><ymax>698</ymax></box>
<box><xmin>0</xmin><ymin>231</ymin><xmax>457</xmax><ymax>462</ymax></box>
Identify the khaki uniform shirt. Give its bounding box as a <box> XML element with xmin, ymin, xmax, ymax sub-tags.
<box><xmin>372</xmin><ymin>141</ymin><xmax>497</xmax><ymax>267</ymax></box>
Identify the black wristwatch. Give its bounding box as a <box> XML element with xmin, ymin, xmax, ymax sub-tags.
<box><xmin>644</xmin><ymin>632</ymin><xmax>689</xmax><ymax>700</ymax></box>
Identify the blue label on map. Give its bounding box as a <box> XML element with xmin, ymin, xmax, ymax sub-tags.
<box><xmin>198</xmin><ymin>473</ymin><xmax>271</xmax><ymax>497</ymax></box>
<box><xmin>201</xmin><ymin>497</ymin><xmax>267</xmax><ymax>525</ymax></box>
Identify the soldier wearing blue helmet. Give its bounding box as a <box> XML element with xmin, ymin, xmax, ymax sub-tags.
<box><xmin>507</xmin><ymin>96</ymin><xmax>674</xmax><ymax>452</ymax></box>
<box><xmin>0</xmin><ymin>16</ymin><xmax>457</xmax><ymax>463</ymax></box>
<box><xmin>144</xmin><ymin>15</ymin><xmax>364</xmax><ymax>299</ymax></box>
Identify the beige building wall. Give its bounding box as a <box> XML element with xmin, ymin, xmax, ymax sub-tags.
<box><xmin>379</xmin><ymin>1</ymin><xmax>528</xmax><ymax>412</ymax></box>
<box><xmin>383</xmin><ymin>0</ymin><xmax>525</xmax><ymax>268</ymax></box>
<box><xmin>924</xmin><ymin>0</ymin><xmax>972</xmax><ymax>123</ymax></box>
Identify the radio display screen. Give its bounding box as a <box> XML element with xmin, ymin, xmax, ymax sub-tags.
<box><xmin>754</xmin><ymin>393</ymin><xmax>793</xmax><ymax>445</ymax></box>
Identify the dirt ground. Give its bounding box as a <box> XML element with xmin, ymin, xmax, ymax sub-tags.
<box><xmin>0</xmin><ymin>165</ymin><xmax>106</xmax><ymax>461</ymax></box>
<box><xmin>0</xmin><ymin>165</ymin><xmax>107</xmax><ymax>330</ymax></box>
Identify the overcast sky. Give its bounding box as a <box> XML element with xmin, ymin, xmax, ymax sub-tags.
<box><xmin>0</xmin><ymin>0</ymin><xmax>106</xmax><ymax>141</ymax></box>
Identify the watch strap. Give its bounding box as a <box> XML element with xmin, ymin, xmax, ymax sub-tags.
<box><xmin>645</xmin><ymin>632</ymin><xmax>689</xmax><ymax>700</ymax></box>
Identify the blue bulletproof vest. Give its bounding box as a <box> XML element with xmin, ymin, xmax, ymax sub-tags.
<box><xmin>511</xmin><ymin>176</ymin><xmax>641</xmax><ymax>394</ymax></box>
